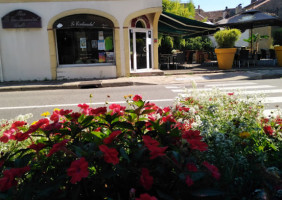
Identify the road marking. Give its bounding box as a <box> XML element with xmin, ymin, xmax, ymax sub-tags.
<box><xmin>263</xmin><ymin>109</ymin><xmax>281</xmax><ymax>117</ymax></box>
<box><xmin>205</xmin><ymin>82</ymin><xmax>257</xmax><ymax>87</ymax></box>
<box><xmin>261</xmin><ymin>96</ymin><xmax>282</xmax><ymax>104</ymax></box>
<box><xmin>172</xmin><ymin>85</ymin><xmax>275</xmax><ymax>93</ymax></box>
<box><xmin>0</xmin><ymin>99</ymin><xmax>174</xmax><ymax>110</ymax></box>
<box><xmin>165</xmin><ymin>86</ymin><xmax>181</xmax><ymax>89</ymax></box>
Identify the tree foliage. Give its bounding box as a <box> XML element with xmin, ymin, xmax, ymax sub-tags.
<box><xmin>162</xmin><ymin>0</ymin><xmax>195</xmax><ymax>19</ymax></box>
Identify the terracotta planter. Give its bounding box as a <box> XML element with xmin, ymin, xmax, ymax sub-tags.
<box><xmin>215</xmin><ymin>48</ymin><xmax>237</xmax><ymax>70</ymax></box>
<box><xmin>274</xmin><ymin>46</ymin><xmax>282</xmax><ymax>67</ymax></box>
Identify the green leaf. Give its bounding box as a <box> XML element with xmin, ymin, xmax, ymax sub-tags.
<box><xmin>191</xmin><ymin>188</ymin><xmax>225</xmax><ymax>198</ymax></box>
<box><xmin>15</xmin><ymin>153</ymin><xmax>34</xmax><ymax>168</ymax></box>
<box><xmin>120</xmin><ymin>147</ymin><xmax>130</xmax><ymax>162</ymax></box>
<box><xmin>112</xmin><ymin>121</ymin><xmax>134</xmax><ymax>130</ymax></box>
<box><xmin>171</xmin><ymin>151</ymin><xmax>180</xmax><ymax>163</ymax></box>
<box><xmin>134</xmin><ymin>100</ymin><xmax>144</xmax><ymax>107</ymax></box>
<box><xmin>81</xmin><ymin>116</ymin><xmax>94</xmax><ymax>126</ymax></box>
<box><xmin>141</xmin><ymin>109</ymin><xmax>155</xmax><ymax>115</ymax></box>
<box><xmin>190</xmin><ymin>172</ymin><xmax>205</xmax><ymax>181</ymax></box>
<box><xmin>156</xmin><ymin>190</ymin><xmax>174</xmax><ymax>200</ymax></box>
<box><xmin>135</xmin><ymin>121</ymin><xmax>146</xmax><ymax>129</ymax></box>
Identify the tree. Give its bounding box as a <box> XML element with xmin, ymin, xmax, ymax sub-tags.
<box><xmin>162</xmin><ymin>0</ymin><xmax>195</xmax><ymax>19</ymax></box>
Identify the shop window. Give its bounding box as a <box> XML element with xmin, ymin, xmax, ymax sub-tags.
<box><xmin>54</xmin><ymin>14</ymin><xmax>115</xmax><ymax>65</ymax></box>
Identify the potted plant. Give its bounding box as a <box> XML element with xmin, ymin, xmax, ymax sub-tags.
<box><xmin>214</xmin><ymin>28</ymin><xmax>241</xmax><ymax>69</ymax></box>
<box><xmin>243</xmin><ymin>33</ymin><xmax>269</xmax><ymax>54</ymax></box>
<box><xmin>273</xmin><ymin>28</ymin><xmax>282</xmax><ymax>67</ymax></box>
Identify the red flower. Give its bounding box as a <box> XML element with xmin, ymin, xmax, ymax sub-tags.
<box><xmin>163</xmin><ymin>106</ymin><xmax>171</xmax><ymax>113</ymax></box>
<box><xmin>143</xmin><ymin>135</ymin><xmax>160</xmax><ymax>146</ymax></box>
<box><xmin>136</xmin><ymin>193</ymin><xmax>157</xmax><ymax>200</ymax></box>
<box><xmin>188</xmin><ymin>139</ymin><xmax>208</xmax><ymax>152</ymax></box>
<box><xmin>109</xmin><ymin>104</ymin><xmax>126</xmax><ymax>116</ymax></box>
<box><xmin>59</xmin><ymin>109</ymin><xmax>72</xmax><ymax>116</ymax></box>
<box><xmin>25</xmin><ymin>118</ymin><xmax>49</xmax><ymax>134</ymax></box>
<box><xmin>143</xmin><ymin>136</ymin><xmax>167</xmax><ymax>159</ymax></box>
<box><xmin>133</xmin><ymin>94</ymin><xmax>142</xmax><ymax>101</ymax></box>
<box><xmin>147</xmin><ymin>145</ymin><xmax>168</xmax><ymax>159</ymax></box>
<box><xmin>161</xmin><ymin>114</ymin><xmax>176</xmax><ymax>123</ymax></box>
<box><xmin>67</xmin><ymin>157</ymin><xmax>89</xmax><ymax>184</ymax></box>
<box><xmin>202</xmin><ymin>161</ymin><xmax>220</xmax><ymax>180</ymax></box>
<box><xmin>99</xmin><ymin>145</ymin><xmax>119</xmax><ymax>165</ymax></box>
<box><xmin>0</xmin><ymin>129</ymin><xmax>16</xmax><ymax>143</ymax></box>
<box><xmin>11</xmin><ymin>121</ymin><xmax>26</xmax><ymax>129</ymax></box>
<box><xmin>182</xmin><ymin>130</ymin><xmax>208</xmax><ymax>152</ymax></box>
<box><xmin>14</xmin><ymin>132</ymin><xmax>30</xmax><ymax>142</ymax></box>
<box><xmin>228</xmin><ymin>92</ymin><xmax>234</xmax><ymax>96</ymax></box>
<box><xmin>70</xmin><ymin>112</ymin><xmax>81</xmax><ymax>122</ymax></box>
<box><xmin>103</xmin><ymin>130</ymin><xmax>122</xmax><ymax>144</ymax></box>
<box><xmin>78</xmin><ymin>103</ymin><xmax>89</xmax><ymax>110</ymax></box>
<box><xmin>28</xmin><ymin>143</ymin><xmax>46</xmax><ymax>152</ymax></box>
<box><xmin>140</xmin><ymin>168</ymin><xmax>153</xmax><ymax>190</ymax></box>
<box><xmin>42</xmin><ymin>122</ymin><xmax>62</xmax><ymax>132</ymax></box>
<box><xmin>182</xmin><ymin>130</ymin><xmax>202</xmax><ymax>141</ymax></box>
<box><xmin>0</xmin><ymin>166</ymin><xmax>30</xmax><ymax>192</ymax></box>
<box><xmin>186</xmin><ymin>163</ymin><xmax>198</xmax><ymax>172</ymax></box>
<box><xmin>78</xmin><ymin>103</ymin><xmax>90</xmax><ymax>115</ymax></box>
<box><xmin>263</xmin><ymin>125</ymin><xmax>274</xmax><ymax>136</ymax></box>
<box><xmin>89</xmin><ymin>107</ymin><xmax>107</xmax><ymax>116</ymax></box>
<box><xmin>185</xmin><ymin>175</ymin><xmax>194</xmax><ymax>187</ymax></box>
<box><xmin>47</xmin><ymin>139</ymin><xmax>69</xmax><ymax>157</ymax></box>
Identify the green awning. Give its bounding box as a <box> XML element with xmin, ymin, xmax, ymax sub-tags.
<box><xmin>159</xmin><ymin>12</ymin><xmax>219</xmax><ymax>38</ymax></box>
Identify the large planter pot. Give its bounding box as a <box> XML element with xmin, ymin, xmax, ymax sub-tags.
<box><xmin>274</xmin><ymin>46</ymin><xmax>282</xmax><ymax>67</ymax></box>
<box><xmin>215</xmin><ymin>48</ymin><xmax>237</xmax><ymax>70</ymax></box>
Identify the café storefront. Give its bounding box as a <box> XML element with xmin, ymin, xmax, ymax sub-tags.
<box><xmin>0</xmin><ymin>0</ymin><xmax>162</xmax><ymax>82</ymax></box>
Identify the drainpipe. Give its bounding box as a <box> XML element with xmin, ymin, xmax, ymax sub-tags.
<box><xmin>0</xmin><ymin>52</ymin><xmax>3</xmax><ymax>82</ymax></box>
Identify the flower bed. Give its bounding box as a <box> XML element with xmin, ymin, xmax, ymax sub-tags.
<box><xmin>0</xmin><ymin>91</ymin><xmax>281</xmax><ymax>200</ymax></box>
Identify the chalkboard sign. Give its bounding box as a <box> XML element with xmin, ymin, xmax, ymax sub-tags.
<box><xmin>53</xmin><ymin>14</ymin><xmax>114</xmax><ymax>29</ymax></box>
<box><xmin>2</xmin><ymin>9</ymin><xmax>42</xmax><ymax>28</ymax></box>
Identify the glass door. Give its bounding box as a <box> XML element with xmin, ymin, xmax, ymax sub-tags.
<box><xmin>130</xmin><ymin>29</ymin><xmax>152</xmax><ymax>72</ymax></box>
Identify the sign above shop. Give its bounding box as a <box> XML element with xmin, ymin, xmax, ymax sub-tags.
<box><xmin>1</xmin><ymin>9</ymin><xmax>42</xmax><ymax>28</ymax></box>
<box><xmin>53</xmin><ymin>14</ymin><xmax>114</xmax><ymax>29</ymax></box>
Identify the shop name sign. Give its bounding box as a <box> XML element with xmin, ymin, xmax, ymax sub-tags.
<box><xmin>71</xmin><ymin>21</ymin><xmax>95</xmax><ymax>27</ymax></box>
<box><xmin>53</xmin><ymin>14</ymin><xmax>114</xmax><ymax>29</ymax></box>
<box><xmin>2</xmin><ymin>10</ymin><xmax>42</xmax><ymax>28</ymax></box>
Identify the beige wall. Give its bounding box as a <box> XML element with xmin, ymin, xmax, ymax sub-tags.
<box><xmin>0</xmin><ymin>0</ymin><xmax>162</xmax><ymax>81</ymax></box>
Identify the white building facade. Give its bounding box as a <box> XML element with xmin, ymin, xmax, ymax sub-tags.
<box><xmin>0</xmin><ymin>0</ymin><xmax>162</xmax><ymax>82</ymax></box>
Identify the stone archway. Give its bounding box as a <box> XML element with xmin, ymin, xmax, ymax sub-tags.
<box><xmin>47</xmin><ymin>9</ymin><xmax>120</xmax><ymax>79</ymax></box>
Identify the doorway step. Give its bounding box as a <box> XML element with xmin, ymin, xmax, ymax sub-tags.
<box><xmin>130</xmin><ymin>69</ymin><xmax>164</xmax><ymax>77</ymax></box>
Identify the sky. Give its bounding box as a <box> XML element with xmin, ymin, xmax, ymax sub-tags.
<box><xmin>180</xmin><ymin>0</ymin><xmax>249</xmax><ymax>11</ymax></box>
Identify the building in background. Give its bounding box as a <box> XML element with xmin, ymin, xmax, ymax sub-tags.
<box><xmin>0</xmin><ymin>0</ymin><xmax>162</xmax><ymax>82</ymax></box>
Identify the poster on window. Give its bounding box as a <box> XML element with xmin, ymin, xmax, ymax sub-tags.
<box><xmin>106</xmin><ymin>52</ymin><xmax>114</xmax><ymax>63</ymax></box>
<box><xmin>91</xmin><ymin>40</ymin><xmax>98</xmax><ymax>48</ymax></box>
<box><xmin>98</xmin><ymin>31</ymin><xmax>104</xmax><ymax>40</ymax></box>
<box><xmin>99</xmin><ymin>52</ymin><xmax>106</xmax><ymax>63</ymax></box>
<box><xmin>98</xmin><ymin>40</ymin><xmax>105</xmax><ymax>50</ymax></box>
<box><xmin>80</xmin><ymin>38</ymin><xmax>87</xmax><ymax>49</ymax></box>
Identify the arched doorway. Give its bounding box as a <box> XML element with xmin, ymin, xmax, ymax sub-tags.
<box><xmin>129</xmin><ymin>15</ymin><xmax>153</xmax><ymax>72</ymax></box>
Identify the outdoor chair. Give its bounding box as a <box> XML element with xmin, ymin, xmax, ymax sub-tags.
<box><xmin>260</xmin><ymin>49</ymin><xmax>267</xmax><ymax>59</ymax></box>
<box><xmin>174</xmin><ymin>53</ymin><xmax>186</xmax><ymax>69</ymax></box>
<box><xmin>203</xmin><ymin>51</ymin><xmax>217</xmax><ymax>66</ymax></box>
<box><xmin>269</xmin><ymin>49</ymin><xmax>276</xmax><ymax>65</ymax></box>
<box><xmin>238</xmin><ymin>49</ymin><xmax>253</xmax><ymax>68</ymax></box>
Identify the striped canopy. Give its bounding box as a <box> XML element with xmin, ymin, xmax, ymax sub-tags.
<box><xmin>158</xmin><ymin>12</ymin><xmax>219</xmax><ymax>38</ymax></box>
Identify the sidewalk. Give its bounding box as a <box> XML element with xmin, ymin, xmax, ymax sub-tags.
<box><xmin>0</xmin><ymin>65</ymin><xmax>281</xmax><ymax>92</ymax></box>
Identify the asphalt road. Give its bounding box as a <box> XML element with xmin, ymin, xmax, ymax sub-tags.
<box><xmin>0</xmin><ymin>78</ymin><xmax>281</xmax><ymax>123</ymax></box>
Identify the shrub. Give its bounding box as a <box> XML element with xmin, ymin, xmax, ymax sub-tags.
<box><xmin>175</xmin><ymin>89</ymin><xmax>282</xmax><ymax>199</ymax></box>
<box><xmin>214</xmin><ymin>28</ymin><xmax>241</xmax><ymax>48</ymax></box>
<box><xmin>0</xmin><ymin>95</ymin><xmax>221</xmax><ymax>200</ymax></box>
<box><xmin>184</xmin><ymin>36</ymin><xmax>214</xmax><ymax>51</ymax></box>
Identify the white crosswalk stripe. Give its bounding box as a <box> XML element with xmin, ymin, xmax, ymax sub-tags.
<box><xmin>166</xmin><ymin>81</ymin><xmax>282</xmax><ymax>117</ymax></box>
